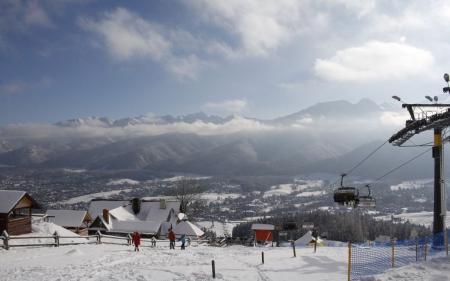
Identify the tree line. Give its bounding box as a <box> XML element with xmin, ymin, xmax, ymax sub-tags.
<box><xmin>232</xmin><ymin>210</ymin><xmax>431</xmax><ymax>243</ymax></box>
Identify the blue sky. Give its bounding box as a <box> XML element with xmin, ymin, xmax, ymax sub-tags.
<box><xmin>1</xmin><ymin>0</ymin><xmax>449</xmax><ymax>124</ymax></box>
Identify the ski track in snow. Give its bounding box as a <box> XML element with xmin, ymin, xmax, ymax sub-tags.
<box><xmin>0</xmin><ymin>244</ymin><xmax>347</xmax><ymax>281</ymax></box>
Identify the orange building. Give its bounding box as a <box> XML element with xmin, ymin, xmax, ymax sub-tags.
<box><xmin>251</xmin><ymin>223</ymin><xmax>275</xmax><ymax>242</ymax></box>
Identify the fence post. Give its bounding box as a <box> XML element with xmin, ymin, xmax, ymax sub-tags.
<box><xmin>261</xmin><ymin>251</ymin><xmax>264</xmax><ymax>264</ymax></box>
<box><xmin>2</xmin><ymin>230</ymin><xmax>9</xmax><ymax>250</ymax></box>
<box><xmin>211</xmin><ymin>260</ymin><xmax>216</xmax><ymax>279</ymax></box>
<box><xmin>415</xmin><ymin>239</ymin><xmax>418</xmax><ymax>262</ymax></box>
<box><xmin>97</xmin><ymin>230</ymin><xmax>102</xmax><ymax>244</ymax></box>
<box><xmin>53</xmin><ymin>231</ymin><xmax>59</xmax><ymax>247</ymax></box>
<box><xmin>446</xmin><ymin>229</ymin><xmax>449</xmax><ymax>257</ymax></box>
<box><xmin>292</xmin><ymin>241</ymin><xmax>296</xmax><ymax>257</ymax></box>
<box><xmin>391</xmin><ymin>238</ymin><xmax>395</xmax><ymax>268</ymax></box>
<box><xmin>314</xmin><ymin>239</ymin><xmax>317</xmax><ymax>253</ymax></box>
<box><xmin>348</xmin><ymin>242</ymin><xmax>351</xmax><ymax>281</ymax></box>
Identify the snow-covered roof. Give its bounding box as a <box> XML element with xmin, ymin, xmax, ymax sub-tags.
<box><xmin>173</xmin><ymin>221</ymin><xmax>204</xmax><ymax>237</ymax></box>
<box><xmin>0</xmin><ymin>190</ymin><xmax>40</xmax><ymax>213</ymax></box>
<box><xmin>294</xmin><ymin>231</ymin><xmax>323</xmax><ymax>246</ymax></box>
<box><xmin>251</xmin><ymin>224</ymin><xmax>275</xmax><ymax>231</ymax></box>
<box><xmin>88</xmin><ymin>200</ymin><xmax>128</xmax><ymax>219</ymax></box>
<box><xmin>93</xmin><ymin>199</ymin><xmax>181</xmax><ymax>234</ymax></box>
<box><xmin>111</xmin><ymin>220</ymin><xmax>161</xmax><ymax>234</ymax></box>
<box><xmin>110</xmin><ymin>200</ymin><xmax>180</xmax><ymax>223</ymax></box>
<box><xmin>46</xmin><ymin>210</ymin><xmax>91</xmax><ymax>228</ymax></box>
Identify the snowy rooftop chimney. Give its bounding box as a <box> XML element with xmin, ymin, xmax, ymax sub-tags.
<box><xmin>102</xmin><ymin>209</ymin><xmax>109</xmax><ymax>224</ymax></box>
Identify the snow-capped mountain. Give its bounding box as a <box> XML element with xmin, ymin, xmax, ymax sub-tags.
<box><xmin>56</xmin><ymin>112</ymin><xmax>235</xmax><ymax>128</ymax></box>
<box><xmin>0</xmin><ymin>99</ymin><xmax>414</xmax><ymax>177</ymax></box>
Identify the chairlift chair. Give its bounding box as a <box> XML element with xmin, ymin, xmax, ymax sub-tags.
<box><xmin>356</xmin><ymin>184</ymin><xmax>376</xmax><ymax>208</ymax></box>
<box><xmin>333</xmin><ymin>174</ymin><xmax>359</xmax><ymax>206</ymax></box>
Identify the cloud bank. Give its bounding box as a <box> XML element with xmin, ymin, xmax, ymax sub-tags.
<box><xmin>314</xmin><ymin>41</ymin><xmax>434</xmax><ymax>82</ymax></box>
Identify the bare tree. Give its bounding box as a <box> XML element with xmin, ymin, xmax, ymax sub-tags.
<box><xmin>174</xmin><ymin>178</ymin><xmax>204</xmax><ymax>215</ymax></box>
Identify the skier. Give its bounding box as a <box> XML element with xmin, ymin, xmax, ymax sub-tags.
<box><xmin>132</xmin><ymin>231</ymin><xmax>141</xmax><ymax>252</ymax></box>
<box><xmin>151</xmin><ymin>236</ymin><xmax>157</xmax><ymax>247</ymax></box>
<box><xmin>180</xmin><ymin>234</ymin><xmax>186</xmax><ymax>250</ymax></box>
<box><xmin>168</xmin><ymin>229</ymin><xmax>176</xmax><ymax>250</ymax></box>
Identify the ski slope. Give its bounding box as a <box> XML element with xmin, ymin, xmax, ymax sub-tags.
<box><xmin>0</xmin><ymin>244</ymin><xmax>347</xmax><ymax>281</ymax></box>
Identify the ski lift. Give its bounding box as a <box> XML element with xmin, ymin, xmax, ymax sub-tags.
<box><xmin>357</xmin><ymin>184</ymin><xmax>376</xmax><ymax>208</ymax></box>
<box><xmin>333</xmin><ymin>174</ymin><xmax>359</xmax><ymax>206</ymax></box>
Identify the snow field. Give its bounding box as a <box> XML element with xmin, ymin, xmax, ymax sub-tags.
<box><xmin>367</xmin><ymin>256</ymin><xmax>450</xmax><ymax>281</ymax></box>
<box><xmin>0</xmin><ymin>244</ymin><xmax>348</xmax><ymax>281</ymax></box>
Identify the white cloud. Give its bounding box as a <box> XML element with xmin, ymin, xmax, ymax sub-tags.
<box><xmin>80</xmin><ymin>7</ymin><xmax>207</xmax><ymax>79</ymax></box>
<box><xmin>204</xmin><ymin>99</ymin><xmax>247</xmax><ymax>113</ymax></box>
<box><xmin>185</xmin><ymin>0</ymin><xmax>312</xmax><ymax>57</ymax></box>
<box><xmin>80</xmin><ymin>8</ymin><xmax>171</xmax><ymax>61</ymax></box>
<box><xmin>166</xmin><ymin>55</ymin><xmax>207</xmax><ymax>80</ymax></box>
<box><xmin>314</xmin><ymin>41</ymin><xmax>434</xmax><ymax>82</ymax></box>
<box><xmin>379</xmin><ymin>111</ymin><xmax>410</xmax><ymax>126</ymax></box>
<box><xmin>1</xmin><ymin>117</ymin><xmax>273</xmax><ymax>139</ymax></box>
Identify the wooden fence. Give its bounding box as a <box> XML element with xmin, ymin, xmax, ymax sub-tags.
<box><xmin>0</xmin><ymin>230</ymin><xmax>209</xmax><ymax>250</ymax></box>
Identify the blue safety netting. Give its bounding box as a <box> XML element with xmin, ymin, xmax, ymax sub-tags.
<box><xmin>350</xmin><ymin>232</ymin><xmax>448</xmax><ymax>280</ymax></box>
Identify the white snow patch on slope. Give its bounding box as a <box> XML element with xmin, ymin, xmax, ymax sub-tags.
<box><xmin>107</xmin><ymin>178</ymin><xmax>140</xmax><ymax>186</ymax></box>
<box><xmin>376</xmin><ymin>211</ymin><xmax>450</xmax><ymax>227</ymax></box>
<box><xmin>296</xmin><ymin>191</ymin><xmax>326</xmax><ymax>197</ymax></box>
<box><xmin>264</xmin><ymin>180</ymin><xmax>323</xmax><ymax>198</ymax></box>
<box><xmin>160</xmin><ymin>176</ymin><xmax>211</xmax><ymax>182</ymax></box>
<box><xmin>390</xmin><ymin>179</ymin><xmax>432</xmax><ymax>191</ymax></box>
<box><xmin>200</xmin><ymin>193</ymin><xmax>241</xmax><ymax>203</ymax></box>
<box><xmin>60</xmin><ymin>189</ymin><xmax>132</xmax><ymax>204</ymax></box>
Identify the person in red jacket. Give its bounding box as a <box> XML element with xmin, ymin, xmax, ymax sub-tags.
<box><xmin>168</xmin><ymin>229</ymin><xmax>176</xmax><ymax>250</ymax></box>
<box><xmin>132</xmin><ymin>231</ymin><xmax>141</xmax><ymax>252</ymax></box>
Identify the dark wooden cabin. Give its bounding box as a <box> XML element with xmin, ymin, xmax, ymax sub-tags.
<box><xmin>0</xmin><ymin>190</ymin><xmax>41</xmax><ymax>235</ymax></box>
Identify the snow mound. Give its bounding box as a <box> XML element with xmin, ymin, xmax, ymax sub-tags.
<box><xmin>107</xmin><ymin>178</ymin><xmax>140</xmax><ymax>185</ymax></box>
<box><xmin>10</xmin><ymin>221</ymin><xmax>88</xmax><ymax>246</ymax></box>
<box><xmin>372</xmin><ymin>256</ymin><xmax>450</xmax><ymax>280</ymax></box>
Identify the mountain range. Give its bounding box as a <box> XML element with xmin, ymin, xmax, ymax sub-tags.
<box><xmin>0</xmin><ymin>99</ymin><xmax>435</xmax><ymax>179</ymax></box>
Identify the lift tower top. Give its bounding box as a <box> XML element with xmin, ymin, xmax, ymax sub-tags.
<box><xmin>389</xmin><ymin>74</ymin><xmax>450</xmax><ymax>248</ymax></box>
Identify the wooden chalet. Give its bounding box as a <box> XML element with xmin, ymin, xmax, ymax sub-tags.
<box><xmin>0</xmin><ymin>190</ymin><xmax>41</xmax><ymax>235</ymax></box>
<box><xmin>46</xmin><ymin>210</ymin><xmax>92</xmax><ymax>235</ymax></box>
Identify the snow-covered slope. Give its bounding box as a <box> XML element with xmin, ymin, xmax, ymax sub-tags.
<box><xmin>0</xmin><ymin>244</ymin><xmax>347</xmax><ymax>280</ymax></box>
<box><xmin>370</xmin><ymin>256</ymin><xmax>450</xmax><ymax>281</ymax></box>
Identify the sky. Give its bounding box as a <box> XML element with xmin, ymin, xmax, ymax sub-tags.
<box><xmin>1</xmin><ymin>0</ymin><xmax>450</xmax><ymax>124</ymax></box>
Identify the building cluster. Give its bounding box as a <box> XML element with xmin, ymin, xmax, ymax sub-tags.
<box><xmin>0</xmin><ymin>190</ymin><xmax>204</xmax><ymax>239</ymax></box>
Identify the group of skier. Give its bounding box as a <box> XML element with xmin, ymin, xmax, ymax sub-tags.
<box><xmin>131</xmin><ymin>229</ymin><xmax>188</xmax><ymax>251</ymax></box>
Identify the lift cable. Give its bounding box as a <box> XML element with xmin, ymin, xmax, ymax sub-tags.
<box><xmin>371</xmin><ymin>147</ymin><xmax>432</xmax><ymax>184</ymax></box>
<box><xmin>344</xmin><ymin>140</ymin><xmax>389</xmax><ymax>176</ymax></box>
